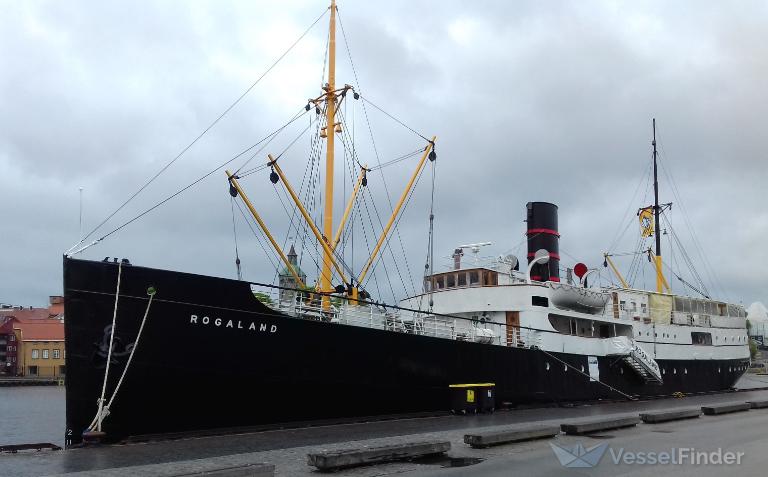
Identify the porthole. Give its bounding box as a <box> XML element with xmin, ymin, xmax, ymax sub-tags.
<box><xmin>662</xmin><ymin>368</ymin><xmax>666</xmax><ymax>375</ymax></box>
<box><xmin>545</xmin><ymin>362</ymin><xmax>550</xmax><ymax>371</ymax></box>
<box><xmin>564</xmin><ymin>365</ymin><xmax>568</xmax><ymax>372</ymax></box>
<box><xmin>673</xmin><ymin>368</ymin><xmax>677</xmax><ymax>375</ymax></box>
<box><xmin>718</xmin><ymin>367</ymin><xmax>721</xmax><ymax>373</ymax></box>
<box><xmin>581</xmin><ymin>365</ymin><xmax>585</xmax><ymax>373</ymax></box>
<box><xmin>620</xmin><ymin>367</ymin><xmax>624</xmax><ymax>375</ymax></box>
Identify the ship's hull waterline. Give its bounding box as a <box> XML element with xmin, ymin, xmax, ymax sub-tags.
<box><xmin>63</xmin><ymin>257</ymin><xmax>747</xmax><ymax>446</ymax></box>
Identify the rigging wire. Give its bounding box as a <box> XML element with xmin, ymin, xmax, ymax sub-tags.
<box><xmin>420</xmin><ymin>159</ymin><xmax>437</xmax><ymax>312</ymax></box>
<box><xmin>662</xmin><ymin>212</ymin><xmax>710</xmax><ymax>297</ymax></box>
<box><xmin>334</xmin><ymin>106</ymin><xmax>418</xmax><ymax>297</ymax></box>
<box><xmin>364</xmin><ymin>184</ymin><xmax>413</xmax><ymax>297</ymax></box>
<box><xmin>666</xmin><ymin>213</ymin><xmax>679</xmax><ymax>295</ymax></box>
<box><xmin>350</xmin><ymin>172</ymin><xmax>385</xmax><ymax>301</ymax></box>
<box><xmin>233</xmin><ymin>198</ymin><xmax>280</xmax><ymax>273</ymax></box>
<box><xmin>362</xmin><ymin>158</ymin><xmax>428</xmax><ymax>291</ymax></box>
<box><xmin>297</xmin><ymin>111</ymin><xmax>325</xmax><ymax>280</ymax></box>
<box><xmin>69</xmin><ymin>8</ymin><xmax>329</xmax><ymax>253</ymax></box>
<box><xmin>334</xmin><ymin>106</ymin><xmax>408</xmax><ymax>299</ymax></box>
<box><xmin>367</xmin><ymin>148</ymin><xmax>425</xmax><ymax>171</ymax></box>
<box><xmin>337</xmin><ymin>10</ymin><xmax>420</xmax><ymax>300</ymax></box>
<box><xmin>67</xmin><ymin>107</ymin><xmax>312</xmax><ymax>256</ymax></box>
<box><xmin>271</xmin><ymin>110</ymin><xmax>323</xmax><ymax>286</ymax></box>
<box><xmin>607</xmin><ymin>161</ymin><xmax>652</xmax><ymax>253</ymax></box>
<box><xmin>655</xmin><ymin>136</ymin><xmax>727</xmax><ymax>300</ymax></box>
<box><xmin>229</xmin><ymin>197</ymin><xmax>242</xmax><ymax>280</ymax></box>
<box><xmin>271</xmin><ymin>182</ymin><xmax>335</xmax><ymax>288</ymax></box>
<box><xmin>266</xmin><ymin>136</ymin><xmax>359</xmax><ymax>288</ymax></box>
<box><xmin>357</xmin><ymin>95</ymin><xmax>431</xmax><ymax>142</ymax></box>
<box><xmin>334</xmin><ymin>123</ymin><xmax>385</xmax><ymax>301</ymax></box>
<box><xmin>358</xmin><ymin>189</ymin><xmax>398</xmax><ymax>301</ymax></box>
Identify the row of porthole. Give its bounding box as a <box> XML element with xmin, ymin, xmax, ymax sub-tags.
<box><xmin>635</xmin><ymin>330</ymin><xmax>748</xmax><ymax>343</ymax></box>
<box><xmin>637</xmin><ymin>330</ymin><xmax>678</xmax><ymax>338</ymax></box>
<box><xmin>717</xmin><ymin>336</ymin><xmax>747</xmax><ymax>343</ymax></box>
<box><xmin>661</xmin><ymin>368</ymin><xmax>687</xmax><ymax>375</ymax></box>
<box><xmin>718</xmin><ymin>365</ymin><xmax>748</xmax><ymax>373</ymax></box>
<box><xmin>543</xmin><ymin>363</ymin><xmax>749</xmax><ymax>374</ymax></box>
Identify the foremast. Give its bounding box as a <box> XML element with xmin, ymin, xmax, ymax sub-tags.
<box><xmin>227</xmin><ymin>0</ymin><xmax>437</xmax><ymax>310</ymax></box>
<box><xmin>319</xmin><ymin>0</ymin><xmax>339</xmax><ymax>309</ymax></box>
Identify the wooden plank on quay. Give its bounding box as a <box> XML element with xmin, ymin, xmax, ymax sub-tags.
<box><xmin>307</xmin><ymin>440</ymin><xmax>451</xmax><ymax>472</ymax></box>
<box><xmin>561</xmin><ymin>416</ymin><xmax>641</xmax><ymax>435</ymax></box>
<box><xmin>464</xmin><ymin>425</ymin><xmax>560</xmax><ymax>448</ymax></box>
<box><xmin>639</xmin><ymin>408</ymin><xmax>702</xmax><ymax>424</ymax></box>
<box><xmin>701</xmin><ymin>402</ymin><xmax>751</xmax><ymax>415</ymax></box>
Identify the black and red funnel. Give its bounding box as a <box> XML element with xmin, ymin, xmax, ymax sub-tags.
<box><xmin>526</xmin><ymin>202</ymin><xmax>560</xmax><ymax>282</ymax></box>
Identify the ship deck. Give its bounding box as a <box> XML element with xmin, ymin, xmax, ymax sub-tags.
<box><xmin>4</xmin><ymin>374</ymin><xmax>768</xmax><ymax>476</ymax></box>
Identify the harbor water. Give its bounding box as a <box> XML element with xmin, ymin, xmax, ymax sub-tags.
<box><xmin>1</xmin><ymin>375</ymin><xmax>766</xmax><ymax>450</ymax></box>
<box><xmin>0</xmin><ymin>386</ymin><xmax>65</xmax><ymax>447</ymax></box>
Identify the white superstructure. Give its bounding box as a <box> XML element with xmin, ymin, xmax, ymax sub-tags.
<box><xmin>398</xmin><ymin>257</ymin><xmax>750</xmax><ymax>378</ymax></box>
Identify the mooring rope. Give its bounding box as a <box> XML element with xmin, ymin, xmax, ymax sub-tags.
<box><xmin>92</xmin><ymin>262</ymin><xmax>123</xmax><ymax>432</ymax></box>
<box><xmin>87</xmin><ymin>267</ymin><xmax>157</xmax><ymax>433</ymax></box>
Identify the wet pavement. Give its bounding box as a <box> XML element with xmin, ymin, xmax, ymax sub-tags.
<box><xmin>1</xmin><ymin>376</ymin><xmax>767</xmax><ymax>476</ymax></box>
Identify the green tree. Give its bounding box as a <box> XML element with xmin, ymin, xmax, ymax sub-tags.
<box><xmin>749</xmin><ymin>338</ymin><xmax>758</xmax><ymax>360</ymax></box>
<box><xmin>253</xmin><ymin>292</ymin><xmax>273</xmax><ymax>305</ymax></box>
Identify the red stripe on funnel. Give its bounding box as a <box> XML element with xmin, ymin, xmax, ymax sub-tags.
<box><xmin>526</xmin><ymin>228</ymin><xmax>560</xmax><ymax>237</ymax></box>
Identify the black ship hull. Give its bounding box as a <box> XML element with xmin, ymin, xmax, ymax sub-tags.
<box><xmin>63</xmin><ymin>257</ymin><xmax>748</xmax><ymax>446</ymax></box>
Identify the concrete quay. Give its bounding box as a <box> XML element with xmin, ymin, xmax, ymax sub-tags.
<box><xmin>3</xmin><ymin>383</ymin><xmax>768</xmax><ymax>476</ymax></box>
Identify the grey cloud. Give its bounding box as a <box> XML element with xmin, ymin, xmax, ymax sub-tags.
<box><xmin>1</xmin><ymin>0</ymin><xmax>766</xmax><ymax>308</ymax></box>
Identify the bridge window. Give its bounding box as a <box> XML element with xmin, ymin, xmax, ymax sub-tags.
<box><xmin>532</xmin><ymin>296</ymin><xmax>549</xmax><ymax>307</ymax></box>
<box><xmin>469</xmin><ymin>271</ymin><xmax>479</xmax><ymax>285</ymax></box>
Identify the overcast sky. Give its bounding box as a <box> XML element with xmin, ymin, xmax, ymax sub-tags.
<box><xmin>1</xmin><ymin>0</ymin><xmax>766</xmax><ymax>308</ymax></box>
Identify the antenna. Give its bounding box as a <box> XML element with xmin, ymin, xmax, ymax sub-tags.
<box><xmin>457</xmin><ymin>242</ymin><xmax>492</xmax><ymax>265</ymax></box>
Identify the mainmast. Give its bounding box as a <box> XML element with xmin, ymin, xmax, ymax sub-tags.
<box><xmin>319</xmin><ymin>0</ymin><xmax>338</xmax><ymax>309</ymax></box>
<box><xmin>651</xmin><ymin>118</ymin><xmax>665</xmax><ymax>293</ymax></box>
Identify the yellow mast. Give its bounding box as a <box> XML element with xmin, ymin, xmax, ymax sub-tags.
<box><xmin>319</xmin><ymin>0</ymin><xmax>338</xmax><ymax>309</ymax></box>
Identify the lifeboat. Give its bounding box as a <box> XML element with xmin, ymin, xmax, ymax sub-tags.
<box><xmin>547</xmin><ymin>282</ymin><xmax>609</xmax><ymax>314</ymax></box>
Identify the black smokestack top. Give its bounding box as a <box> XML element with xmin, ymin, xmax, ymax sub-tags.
<box><xmin>526</xmin><ymin>202</ymin><xmax>560</xmax><ymax>282</ymax></box>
